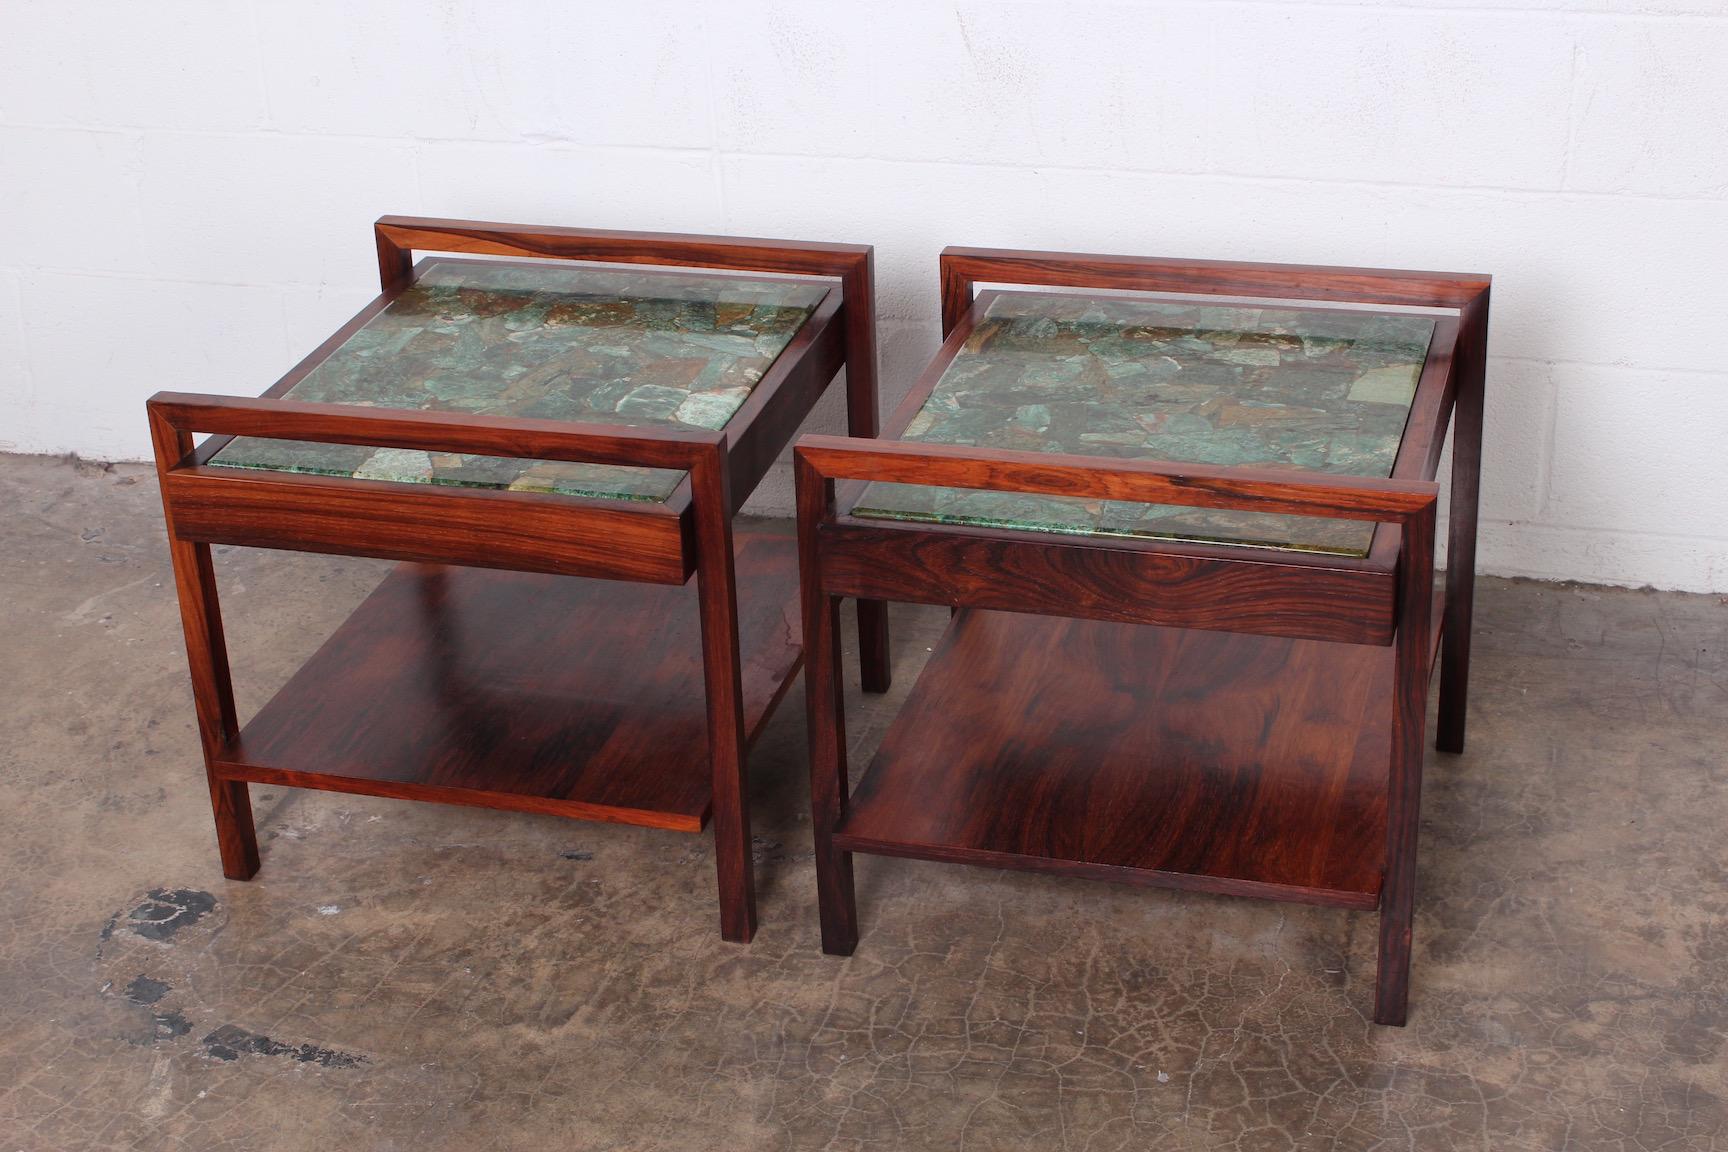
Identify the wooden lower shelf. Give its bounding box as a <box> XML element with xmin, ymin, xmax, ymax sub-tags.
<box><xmin>215</xmin><ymin>533</ymin><xmax>803</xmax><ymax>832</ymax></box>
<box><xmin>833</xmin><ymin>603</ymin><xmax>1441</xmax><ymax>908</ymax></box>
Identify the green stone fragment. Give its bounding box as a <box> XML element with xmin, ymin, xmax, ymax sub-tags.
<box><xmin>674</xmin><ymin>387</ymin><xmax>753</xmax><ymax>428</ymax></box>
<box><xmin>1348</xmin><ymin>365</ymin><xmax>1422</xmax><ymax>406</ymax></box>
<box><xmin>353</xmin><ymin>448</ymin><xmax>434</xmax><ymax>484</ymax></box>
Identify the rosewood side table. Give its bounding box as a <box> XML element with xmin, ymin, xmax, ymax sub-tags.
<box><xmin>148</xmin><ymin>216</ymin><xmax>890</xmax><ymax>943</ymax></box>
<box><xmin>795</xmin><ymin>247</ymin><xmax>1490</xmax><ymax>1024</ymax></box>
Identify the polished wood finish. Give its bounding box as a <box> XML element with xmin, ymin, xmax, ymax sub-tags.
<box><xmin>151</xmin><ymin>391</ymin><xmax>729</xmax><ymax>469</ymax></box>
<box><xmin>723</xmin><ymin>289</ymin><xmax>845</xmax><ymax>508</ymax></box>
<box><xmin>148</xmin><ymin>410</ymin><xmax>259</xmax><ymax>880</ymax></box>
<box><xmin>218</xmin><ymin>535</ymin><xmax>801</xmax><ymax>833</ymax></box>
<box><xmin>689</xmin><ymin>448</ymin><xmax>756</xmax><ymax>939</ymax></box>
<box><xmin>1376</xmin><ymin>496</ymin><xmax>1437</xmax><ymax>1025</ymax></box>
<box><xmin>1392</xmin><ymin>315</ymin><xmax>1463</xmax><ymax>482</ymax></box>
<box><xmin>801</xmin><ymin>436</ymin><xmax>1442</xmax><ymax>519</ymax></box>
<box><xmin>376</xmin><ymin>215</ymin><xmax>872</xmax><ymax>277</ymax></box>
<box><xmin>151</xmin><ymin>218</ymin><xmax>889</xmax><ymax>941</ymax></box>
<box><xmin>1437</xmin><ymin>288</ymin><xmax>1490</xmax><ymax>755</ymax></box>
<box><xmin>163</xmin><ymin>466</ymin><xmax>693</xmax><ymax>584</ymax></box>
<box><xmin>815</xmin><ymin>519</ymin><xmax>1395</xmax><ymax>645</ymax></box>
<box><xmin>845</xmin><ymin>248</ymin><xmax>891</xmax><ymax>694</ymax></box>
<box><xmin>801</xmin><ymin>248</ymin><xmax>1487</xmax><ymax>1025</ymax></box>
<box><xmin>938</xmin><ymin>246</ymin><xmax>1492</xmax><ymax>335</ymax></box>
<box><xmin>795</xmin><ymin>456</ymin><xmax>859</xmax><ymax>954</ymax></box>
<box><xmin>834</xmin><ymin>608</ymin><xmax>1400</xmax><ymax>908</ymax></box>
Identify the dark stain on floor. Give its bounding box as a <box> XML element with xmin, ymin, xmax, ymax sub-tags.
<box><xmin>150</xmin><ymin>1011</ymin><xmax>194</xmax><ymax>1043</ymax></box>
<box><xmin>112</xmin><ymin>974</ymin><xmax>193</xmax><ymax>1047</ymax></box>
<box><xmin>125</xmin><ymin>888</ymin><xmax>216</xmax><ymax>942</ymax></box>
<box><xmin>200</xmin><ymin>1025</ymin><xmax>367</xmax><ymax>1069</ymax></box>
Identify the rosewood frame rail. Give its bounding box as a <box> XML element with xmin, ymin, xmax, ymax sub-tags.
<box><xmin>148</xmin><ymin>216</ymin><xmax>890</xmax><ymax>944</ymax></box>
<box><xmin>797</xmin><ymin>247</ymin><xmax>1490</xmax><ymax>1024</ymax></box>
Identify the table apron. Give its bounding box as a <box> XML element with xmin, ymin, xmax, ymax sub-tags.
<box><xmin>162</xmin><ymin>469</ymin><xmax>694</xmax><ymax>584</ymax></box>
<box><xmin>816</xmin><ymin>521</ymin><xmax>1396</xmax><ymax>646</ymax></box>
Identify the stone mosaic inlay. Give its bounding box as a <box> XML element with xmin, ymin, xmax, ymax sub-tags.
<box><xmin>208</xmin><ymin>259</ymin><xmax>827</xmax><ymax>502</ymax></box>
<box><xmin>854</xmin><ymin>292</ymin><xmax>1436</xmax><ymax>555</ymax></box>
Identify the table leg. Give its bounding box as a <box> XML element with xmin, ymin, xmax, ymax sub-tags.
<box><xmin>149</xmin><ymin>402</ymin><xmax>260</xmax><ymax>881</ymax></box>
<box><xmin>797</xmin><ymin>455</ymin><xmax>859</xmax><ymax>954</ymax></box>
<box><xmin>842</xmin><ymin>258</ymin><xmax>891</xmax><ymax>694</ymax></box>
<box><xmin>693</xmin><ymin>452</ymin><xmax>756</xmax><ymax>944</ymax></box>
<box><xmin>165</xmin><ymin>535</ymin><xmax>260</xmax><ymax>880</ymax></box>
<box><xmin>1437</xmin><ymin>289</ymin><xmax>1489</xmax><ymax>754</ymax></box>
<box><xmin>1375</xmin><ymin>500</ymin><xmax>1435</xmax><ymax>1026</ymax></box>
<box><xmin>808</xmin><ymin>593</ymin><xmax>858</xmax><ymax>955</ymax></box>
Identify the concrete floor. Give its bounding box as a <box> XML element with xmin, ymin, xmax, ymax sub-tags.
<box><xmin>1</xmin><ymin>451</ymin><xmax>1724</xmax><ymax>1151</ymax></box>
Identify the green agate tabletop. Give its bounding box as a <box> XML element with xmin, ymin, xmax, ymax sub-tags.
<box><xmin>854</xmin><ymin>291</ymin><xmax>1436</xmax><ymax>556</ymax></box>
<box><xmin>209</xmin><ymin>259</ymin><xmax>828</xmax><ymax>502</ymax></box>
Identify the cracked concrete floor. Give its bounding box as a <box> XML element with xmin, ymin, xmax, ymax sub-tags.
<box><xmin>2</xmin><ymin>452</ymin><xmax>1725</xmax><ymax>1151</ymax></box>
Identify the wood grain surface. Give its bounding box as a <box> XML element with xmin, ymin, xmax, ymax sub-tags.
<box><xmin>218</xmin><ymin>534</ymin><xmax>803</xmax><ymax>833</ymax></box>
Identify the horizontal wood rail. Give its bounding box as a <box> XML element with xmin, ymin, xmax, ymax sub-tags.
<box><xmin>813</xmin><ymin>521</ymin><xmax>1397</xmax><ymax>646</ymax></box>
<box><xmin>796</xmin><ymin>436</ymin><xmax>1439</xmax><ymax>523</ymax></box>
<box><xmin>148</xmin><ymin>392</ymin><xmax>722</xmax><ymax>472</ymax></box>
<box><xmin>162</xmin><ymin>469</ymin><xmax>693</xmax><ymax>584</ymax></box>
<box><xmin>939</xmin><ymin>246</ymin><xmax>1491</xmax><ymax>333</ymax></box>
<box><xmin>147</xmin><ymin>392</ymin><xmax>713</xmax><ymax>584</ymax></box>
<box><xmin>376</xmin><ymin>215</ymin><xmax>871</xmax><ymax>281</ymax></box>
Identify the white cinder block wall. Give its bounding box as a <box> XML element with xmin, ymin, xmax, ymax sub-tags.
<box><xmin>2</xmin><ymin>1</ymin><xmax>1725</xmax><ymax>590</ymax></box>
